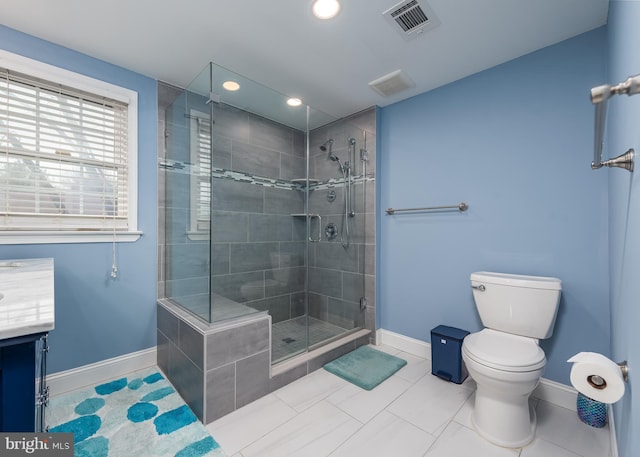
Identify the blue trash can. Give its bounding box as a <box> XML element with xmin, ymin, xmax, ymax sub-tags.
<box><xmin>431</xmin><ymin>325</ymin><xmax>470</xmax><ymax>384</ymax></box>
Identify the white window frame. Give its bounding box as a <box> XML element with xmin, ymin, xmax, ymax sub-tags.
<box><xmin>0</xmin><ymin>50</ymin><xmax>140</xmax><ymax>244</ymax></box>
<box><xmin>187</xmin><ymin>109</ymin><xmax>210</xmax><ymax>241</ymax></box>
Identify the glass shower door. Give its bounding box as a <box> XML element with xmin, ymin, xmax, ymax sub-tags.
<box><xmin>306</xmin><ymin>113</ymin><xmax>375</xmax><ymax>348</ymax></box>
<box><xmin>202</xmin><ymin>63</ymin><xmax>318</xmax><ymax>363</ymax></box>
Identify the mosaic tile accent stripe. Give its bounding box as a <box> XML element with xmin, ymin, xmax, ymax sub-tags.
<box><xmin>159</xmin><ymin>159</ymin><xmax>374</xmax><ymax>192</ymax></box>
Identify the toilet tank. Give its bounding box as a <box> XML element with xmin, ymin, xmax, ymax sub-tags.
<box><xmin>470</xmin><ymin>271</ymin><xmax>562</xmax><ymax>339</ymax></box>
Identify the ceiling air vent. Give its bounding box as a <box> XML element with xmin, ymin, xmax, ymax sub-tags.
<box><xmin>383</xmin><ymin>0</ymin><xmax>440</xmax><ymax>40</ymax></box>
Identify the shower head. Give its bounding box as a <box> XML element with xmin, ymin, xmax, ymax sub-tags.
<box><xmin>319</xmin><ymin>139</ymin><xmax>334</xmax><ymax>152</ymax></box>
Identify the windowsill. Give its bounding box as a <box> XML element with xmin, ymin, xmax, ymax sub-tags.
<box><xmin>0</xmin><ymin>231</ymin><xmax>142</xmax><ymax>245</ymax></box>
<box><xmin>186</xmin><ymin>231</ymin><xmax>209</xmax><ymax>241</ymax></box>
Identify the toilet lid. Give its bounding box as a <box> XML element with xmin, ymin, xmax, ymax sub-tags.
<box><xmin>462</xmin><ymin>329</ymin><xmax>546</xmax><ymax>372</ymax></box>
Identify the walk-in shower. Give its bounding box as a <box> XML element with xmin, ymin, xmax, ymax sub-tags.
<box><xmin>158</xmin><ymin>61</ymin><xmax>377</xmax><ymax>372</ymax></box>
<box><xmin>157</xmin><ymin>63</ymin><xmax>377</xmax><ymax>422</ymax></box>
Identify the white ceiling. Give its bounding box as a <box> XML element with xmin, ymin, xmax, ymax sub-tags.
<box><xmin>1</xmin><ymin>0</ymin><xmax>609</xmax><ymax>121</ymax></box>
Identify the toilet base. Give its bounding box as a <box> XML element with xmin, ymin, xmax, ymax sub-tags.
<box><xmin>471</xmin><ymin>389</ymin><xmax>537</xmax><ymax>448</ymax></box>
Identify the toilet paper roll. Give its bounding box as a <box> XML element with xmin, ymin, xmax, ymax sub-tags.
<box><xmin>567</xmin><ymin>352</ymin><xmax>625</xmax><ymax>404</ymax></box>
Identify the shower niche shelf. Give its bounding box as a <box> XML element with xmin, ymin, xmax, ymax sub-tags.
<box><xmin>291</xmin><ymin>178</ymin><xmax>319</xmax><ymax>188</ymax></box>
<box><xmin>290</xmin><ymin>213</ymin><xmax>320</xmax><ymax>218</ymax></box>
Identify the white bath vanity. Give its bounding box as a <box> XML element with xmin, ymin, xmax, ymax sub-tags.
<box><xmin>0</xmin><ymin>258</ymin><xmax>54</xmax><ymax>432</ymax></box>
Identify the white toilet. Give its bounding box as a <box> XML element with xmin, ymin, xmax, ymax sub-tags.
<box><xmin>462</xmin><ymin>271</ymin><xmax>562</xmax><ymax>448</ymax></box>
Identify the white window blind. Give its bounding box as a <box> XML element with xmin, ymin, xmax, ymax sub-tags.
<box><xmin>190</xmin><ymin>113</ymin><xmax>211</xmax><ymax>233</ymax></box>
<box><xmin>0</xmin><ymin>66</ymin><xmax>130</xmax><ymax>232</ymax></box>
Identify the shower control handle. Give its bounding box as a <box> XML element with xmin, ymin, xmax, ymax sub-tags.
<box><xmin>325</xmin><ymin>222</ymin><xmax>338</xmax><ymax>241</ymax></box>
<box><xmin>471</xmin><ymin>284</ymin><xmax>486</xmax><ymax>292</ymax></box>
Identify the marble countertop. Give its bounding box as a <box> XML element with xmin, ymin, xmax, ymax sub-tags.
<box><xmin>0</xmin><ymin>258</ymin><xmax>54</xmax><ymax>340</ymax></box>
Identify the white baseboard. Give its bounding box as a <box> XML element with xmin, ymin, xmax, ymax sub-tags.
<box><xmin>377</xmin><ymin>329</ymin><xmax>578</xmax><ymax>411</ymax></box>
<box><xmin>376</xmin><ymin>329</ymin><xmax>431</xmax><ymax>359</ymax></box>
<box><xmin>532</xmin><ymin>377</ymin><xmax>578</xmax><ymax>411</ymax></box>
<box><xmin>47</xmin><ymin>347</ymin><xmax>157</xmax><ymax>397</ymax></box>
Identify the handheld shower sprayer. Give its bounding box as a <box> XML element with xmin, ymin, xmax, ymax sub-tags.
<box><xmin>590</xmin><ymin>75</ymin><xmax>640</xmax><ymax>172</ymax></box>
<box><xmin>329</xmin><ymin>152</ymin><xmax>345</xmax><ymax>172</ymax></box>
<box><xmin>318</xmin><ymin>137</ymin><xmax>359</xmax><ymax>248</ymax></box>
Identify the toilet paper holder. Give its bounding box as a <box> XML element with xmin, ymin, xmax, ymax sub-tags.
<box><xmin>588</xmin><ymin>361</ymin><xmax>629</xmax><ymax>389</ymax></box>
<box><xmin>618</xmin><ymin>361</ymin><xmax>629</xmax><ymax>382</ymax></box>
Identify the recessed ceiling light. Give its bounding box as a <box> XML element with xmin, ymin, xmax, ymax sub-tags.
<box><xmin>287</xmin><ymin>98</ymin><xmax>303</xmax><ymax>107</ymax></box>
<box><xmin>312</xmin><ymin>0</ymin><xmax>340</xmax><ymax>19</ymax></box>
<box><xmin>222</xmin><ymin>81</ymin><xmax>240</xmax><ymax>91</ymax></box>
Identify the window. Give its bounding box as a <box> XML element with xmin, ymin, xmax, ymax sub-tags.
<box><xmin>188</xmin><ymin>110</ymin><xmax>211</xmax><ymax>239</ymax></box>
<box><xmin>0</xmin><ymin>50</ymin><xmax>139</xmax><ymax>243</ymax></box>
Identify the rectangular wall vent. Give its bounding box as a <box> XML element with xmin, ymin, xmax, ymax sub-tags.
<box><xmin>383</xmin><ymin>0</ymin><xmax>440</xmax><ymax>40</ymax></box>
<box><xmin>368</xmin><ymin>69</ymin><xmax>415</xmax><ymax>97</ymax></box>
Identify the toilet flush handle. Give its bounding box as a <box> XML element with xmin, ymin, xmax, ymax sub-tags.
<box><xmin>471</xmin><ymin>284</ymin><xmax>486</xmax><ymax>292</ymax></box>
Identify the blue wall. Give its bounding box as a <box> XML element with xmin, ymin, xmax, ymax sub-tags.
<box><xmin>607</xmin><ymin>2</ymin><xmax>640</xmax><ymax>456</ymax></box>
<box><xmin>0</xmin><ymin>25</ymin><xmax>158</xmax><ymax>374</ymax></box>
<box><xmin>379</xmin><ymin>28</ymin><xmax>609</xmax><ymax>385</ymax></box>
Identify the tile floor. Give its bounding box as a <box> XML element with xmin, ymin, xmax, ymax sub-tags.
<box><xmin>207</xmin><ymin>344</ymin><xmax>612</xmax><ymax>457</ymax></box>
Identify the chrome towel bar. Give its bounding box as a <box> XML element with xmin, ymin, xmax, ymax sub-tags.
<box><xmin>590</xmin><ymin>74</ymin><xmax>639</xmax><ymax>172</ymax></box>
<box><xmin>385</xmin><ymin>202</ymin><xmax>468</xmax><ymax>215</ymax></box>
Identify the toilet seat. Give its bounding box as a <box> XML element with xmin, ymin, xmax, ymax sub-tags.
<box><xmin>463</xmin><ymin>329</ymin><xmax>545</xmax><ymax>372</ymax></box>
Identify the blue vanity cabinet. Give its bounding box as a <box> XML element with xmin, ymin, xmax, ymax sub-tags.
<box><xmin>0</xmin><ymin>333</ymin><xmax>48</xmax><ymax>432</ymax></box>
<box><xmin>0</xmin><ymin>258</ymin><xmax>54</xmax><ymax>432</ymax></box>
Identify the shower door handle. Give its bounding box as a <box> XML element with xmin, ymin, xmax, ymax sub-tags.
<box><xmin>309</xmin><ymin>214</ymin><xmax>322</xmax><ymax>242</ymax></box>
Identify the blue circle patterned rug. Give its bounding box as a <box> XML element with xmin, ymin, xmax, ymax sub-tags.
<box><xmin>47</xmin><ymin>368</ymin><xmax>227</xmax><ymax>457</ymax></box>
